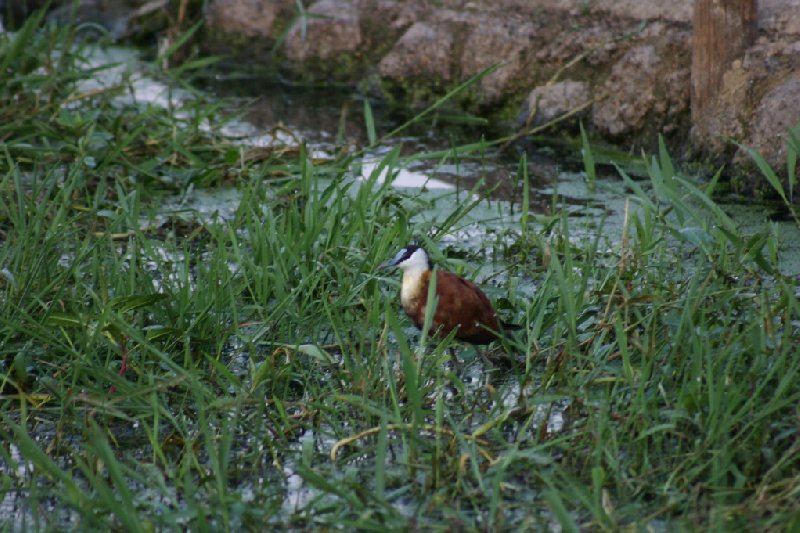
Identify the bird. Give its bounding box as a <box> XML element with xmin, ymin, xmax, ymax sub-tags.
<box><xmin>380</xmin><ymin>244</ymin><xmax>519</xmax><ymax>345</ymax></box>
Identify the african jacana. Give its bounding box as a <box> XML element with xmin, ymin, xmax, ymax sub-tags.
<box><xmin>380</xmin><ymin>245</ymin><xmax>519</xmax><ymax>345</ymax></box>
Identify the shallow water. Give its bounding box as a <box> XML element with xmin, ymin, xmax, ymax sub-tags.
<box><xmin>145</xmin><ymin>55</ymin><xmax>800</xmax><ymax>525</ymax></box>
<box><xmin>75</xmin><ymin>46</ymin><xmax>799</xmax><ymax>277</ymax></box>
<box><xmin>4</xmin><ymin>44</ymin><xmax>799</xmax><ymax>530</ymax></box>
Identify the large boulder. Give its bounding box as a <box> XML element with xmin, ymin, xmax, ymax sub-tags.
<box><xmin>741</xmin><ymin>74</ymin><xmax>800</xmax><ymax>177</ymax></box>
<box><xmin>200</xmin><ymin>0</ymin><xmax>800</xmax><ymax>194</ymax></box>
<box><xmin>521</xmin><ymin>80</ymin><xmax>591</xmax><ymax>127</ymax></box>
<box><xmin>284</xmin><ymin>0</ymin><xmax>363</xmax><ymax>62</ymax></box>
<box><xmin>460</xmin><ymin>19</ymin><xmax>536</xmax><ymax>104</ymax></box>
<box><xmin>592</xmin><ymin>45</ymin><xmax>661</xmax><ymax>137</ymax></box>
<box><xmin>379</xmin><ymin>21</ymin><xmax>456</xmax><ymax>83</ymax></box>
<box><xmin>207</xmin><ymin>0</ymin><xmax>288</xmax><ymax>39</ymax></box>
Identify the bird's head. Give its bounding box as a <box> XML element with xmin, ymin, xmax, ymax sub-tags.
<box><xmin>379</xmin><ymin>244</ymin><xmax>432</xmax><ymax>271</ymax></box>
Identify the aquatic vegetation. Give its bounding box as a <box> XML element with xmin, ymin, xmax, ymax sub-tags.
<box><xmin>1</xmin><ymin>13</ymin><xmax>799</xmax><ymax>532</ymax></box>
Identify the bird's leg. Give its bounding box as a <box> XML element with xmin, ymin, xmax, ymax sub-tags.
<box><xmin>477</xmin><ymin>347</ymin><xmax>495</xmax><ymax>367</ymax></box>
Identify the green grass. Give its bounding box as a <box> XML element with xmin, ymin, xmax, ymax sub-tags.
<box><xmin>2</xmin><ymin>14</ymin><xmax>800</xmax><ymax>532</ymax></box>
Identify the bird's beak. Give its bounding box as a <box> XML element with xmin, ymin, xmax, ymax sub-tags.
<box><xmin>378</xmin><ymin>259</ymin><xmax>397</xmax><ymax>270</ymax></box>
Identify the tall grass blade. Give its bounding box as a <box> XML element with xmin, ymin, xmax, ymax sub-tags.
<box><xmin>520</xmin><ymin>152</ymin><xmax>530</xmax><ymax>241</ymax></box>
<box><xmin>0</xmin><ymin>7</ymin><xmax>47</xmax><ymax>75</ymax></box>
<box><xmin>158</xmin><ymin>20</ymin><xmax>204</xmax><ymax>67</ymax></box>
<box><xmin>543</xmin><ymin>489</ymin><xmax>579</xmax><ymax>533</ymax></box>
<box><xmin>580</xmin><ymin>122</ymin><xmax>596</xmax><ymax>193</ymax></box>
<box><xmin>85</xmin><ymin>423</ymin><xmax>146</xmax><ymax>533</ymax></box>
<box><xmin>735</xmin><ymin>140</ymin><xmax>788</xmax><ymax>204</ymax></box>
<box><xmin>363</xmin><ymin>98</ymin><xmax>377</xmax><ymax>146</ymax></box>
<box><xmin>5</xmin><ymin>418</ymin><xmax>88</xmax><ymax>509</ymax></box>
<box><xmin>786</xmin><ymin>123</ymin><xmax>799</xmax><ymax>202</ymax></box>
<box><xmin>382</xmin><ymin>63</ymin><xmax>503</xmax><ymax>141</ymax></box>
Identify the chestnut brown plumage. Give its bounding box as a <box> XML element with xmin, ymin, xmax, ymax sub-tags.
<box><xmin>380</xmin><ymin>245</ymin><xmax>518</xmax><ymax>345</ymax></box>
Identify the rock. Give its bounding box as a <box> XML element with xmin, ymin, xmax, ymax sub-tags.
<box><xmin>207</xmin><ymin>0</ymin><xmax>291</xmax><ymax>39</ymax></box>
<box><xmin>196</xmin><ymin>0</ymin><xmax>799</xmax><ymax>190</ymax></box>
<box><xmin>460</xmin><ymin>19</ymin><xmax>536</xmax><ymax>103</ymax></box>
<box><xmin>535</xmin><ymin>24</ymin><xmax>617</xmax><ymax>66</ymax></box>
<box><xmin>379</xmin><ymin>21</ymin><xmax>455</xmax><ymax>82</ymax></box>
<box><xmin>519</xmin><ymin>0</ymin><xmax>692</xmax><ymax>23</ymax></box>
<box><xmin>592</xmin><ymin>45</ymin><xmax>660</xmax><ymax>136</ymax></box>
<box><xmin>374</xmin><ymin>0</ymin><xmax>419</xmax><ymax>30</ymax></box>
<box><xmin>661</xmin><ymin>67</ymin><xmax>691</xmax><ymax>132</ymax></box>
<box><xmin>742</xmin><ymin>74</ymin><xmax>800</xmax><ymax>175</ymax></box>
<box><xmin>690</xmin><ymin>36</ymin><xmax>799</xmax><ymax>161</ymax></box>
<box><xmin>30</xmin><ymin>0</ymin><xmax>169</xmax><ymax>40</ymax></box>
<box><xmin>284</xmin><ymin>0</ymin><xmax>363</xmax><ymax>61</ymax></box>
<box><xmin>520</xmin><ymin>80</ymin><xmax>591</xmax><ymax>127</ymax></box>
<box><xmin>760</xmin><ymin>0</ymin><xmax>800</xmax><ymax>35</ymax></box>
<box><xmin>782</xmin><ymin>40</ymin><xmax>800</xmax><ymax>56</ymax></box>
<box><xmin>588</xmin><ymin>0</ymin><xmax>692</xmax><ymax>22</ymax></box>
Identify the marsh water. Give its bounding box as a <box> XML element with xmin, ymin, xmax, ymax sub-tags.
<box><xmin>204</xmin><ymin>63</ymin><xmax>800</xmax><ymax>275</ymax></box>
<box><xmin>4</xmin><ymin>46</ymin><xmax>800</xmax><ymax>529</ymax></box>
<box><xmin>68</xmin><ymin>48</ymin><xmax>800</xmax><ymax>276</ymax></box>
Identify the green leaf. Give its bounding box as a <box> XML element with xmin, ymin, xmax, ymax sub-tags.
<box><xmin>45</xmin><ymin>312</ymin><xmax>83</xmax><ymax>328</ymax></box>
<box><xmin>145</xmin><ymin>325</ymin><xmax>184</xmax><ymax>342</ymax></box>
<box><xmin>615</xmin><ymin>163</ymin><xmax>656</xmax><ymax>212</ymax></box>
<box><xmin>294</xmin><ymin>343</ymin><xmax>334</xmax><ymax>363</ymax></box>
<box><xmin>157</xmin><ymin>20</ymin><xmax>204</xmax><ymax>66</ymax></box>
<box><xmin>272</xmin><ymin>343</ymin><xmax>334</xmax><ymax>364</ymax></box>
<box><xmin>0</xmin><ymin>7</ymin><xmax>47</xmax><ymax>75</ymax></box>
<box><xmin>109</xmin><ymin>293</ymin><xmax>168</xmax><ymax>314</ymax></box>
<box><xmin>674</xmin><ymin>176</ymin><xmax>737</xmax><ymax>234</ymax></box>
<box><xmin>85</xmin><ymin>423</ymin><xmax>146</xmax><ymax>533</ymax></box>
<box><xmin>735</xmin><ymin>140</ymin><xmax>787</xmax><ymax>204</ymax></box>
<box><xmin>5</xmin><ymin>419</ymin><xmax>88</xmax><ymax>508</ymax></box>
<box><xmin>296</xmin><ymin>465</ymin><xmax>362</xmax><ymax>507</ymax></box>
<box><xmin>543</xmin><ymin>489</ymin><xmax>579</xmax><ymax>533</ymax></box>
<box><xmin>787</xmin><ymin>124</ymin><xmax>799</xmax><ymax>201</ymax></box>
<box><xmin>580</xmin><ymin>122</ymin><xmax>596</xmax><ymax>193</ymax></box>
<box><xmin>658</xmin><ymin>134</ymin><xmax>675</xmax><ymax>183</ymax></box>
<box><xmin>171</xmin><ymin>55</ymin><xmax>221</xmax><ymax>76</ymax></box>
<box><xmin>363</xmin><ymin>98</ymin><xmax>377</xmax><ymax>146</ymax></box>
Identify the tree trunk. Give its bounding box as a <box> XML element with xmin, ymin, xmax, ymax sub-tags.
<box><xmin>691</xmin><ymin>0</ymin><xmax>757</xmax><ymax>122</ymax></box>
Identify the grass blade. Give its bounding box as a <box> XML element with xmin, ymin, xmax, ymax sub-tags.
<box><xmin>363</xmin><ymin>98</ymin><xmax>377</xmax><ymax>146</ymax></box>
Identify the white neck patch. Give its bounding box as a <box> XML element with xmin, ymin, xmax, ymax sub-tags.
<box><xmin>397</xmin><ymin>248</ymin><xmax>430</xmax><ymax>307</ymax></box>
<box><xmin>397</xmin><ymin>247</ymin><xmax>430</xmax><ymax>271</ymax></box>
